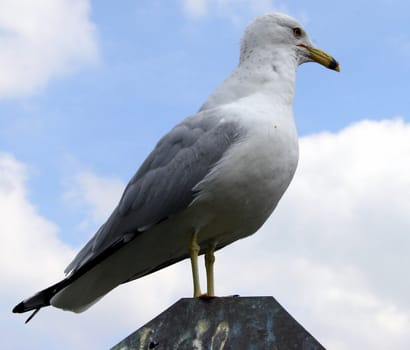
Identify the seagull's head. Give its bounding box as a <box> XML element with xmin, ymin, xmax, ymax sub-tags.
<box><xmin>240</xmin><ymin>13</ymin><xmax>340</xmax><ymax>72</ymax></box>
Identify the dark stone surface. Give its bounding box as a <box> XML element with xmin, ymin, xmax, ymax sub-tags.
<box><xmin>111</xmin><ymin>296</ymin><xmax>326</xmax><ymax>350</ymax></box>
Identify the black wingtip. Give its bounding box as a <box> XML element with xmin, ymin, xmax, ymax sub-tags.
<box><xmin>12</xmin><ymin>302</ymin><xmax>42</xmax><ymax>323</ymax></box>
<box><xmin>12</xmin><ymin>301</ymin><xmax>26</xmax><ymax>314</ymax></box>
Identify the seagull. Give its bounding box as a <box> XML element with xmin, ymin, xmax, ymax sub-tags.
<box><xmin>13</xmin><ymin>12</ymin><xmax>339</xmax><ymax>322</ymax></box>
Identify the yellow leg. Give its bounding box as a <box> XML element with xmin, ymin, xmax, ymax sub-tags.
<box><xmin>205</xmin><ymin>245</ymin><xmax>216</xmax><ymax>296</ymax></box>
<box><xmin>190</xmin><ymin>232</ymin><xmax>201</xmax><ymax>297</ymax></box>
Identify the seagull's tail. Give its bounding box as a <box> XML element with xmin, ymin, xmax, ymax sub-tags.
<box><xmin>12</xmin><ymin>279</ymin><xmax>67</xmax><ymax>323</ymax></box>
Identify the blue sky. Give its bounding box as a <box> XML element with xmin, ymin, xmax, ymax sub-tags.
<box><xmin>1</xmin><ymin>1</ymin><xmax>410</xmax><ymax>349</ymax></box>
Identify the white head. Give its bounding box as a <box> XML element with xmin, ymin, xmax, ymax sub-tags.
<box><xmin>240</xmin><ymin>13</ymin><xmax>339</xmax><ymax>71</ymax></box>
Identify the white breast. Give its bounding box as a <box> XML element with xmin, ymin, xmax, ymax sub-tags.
<box><xmin>191</xmin><ymin>93</ymin><xmax>299</xmax><ymax>246</ymax></box>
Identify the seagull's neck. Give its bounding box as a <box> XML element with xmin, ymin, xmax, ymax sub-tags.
<box><xmin>200</xmin><ymin>46</ymin><xmax>298</xmax><ymax>112</ymax></box>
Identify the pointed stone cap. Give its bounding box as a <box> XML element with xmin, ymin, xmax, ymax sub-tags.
<box><xmin>111</xmin><ymin>296</ymin><xmax>325</xmax><ymax>350</ymax></box>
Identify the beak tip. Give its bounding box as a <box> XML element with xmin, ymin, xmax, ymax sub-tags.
<box><xmin>328</xmin><ymin>58</ymin><xmax>340</xmax><ymax>72</ymax></box>
<box><xmin>305</xmin><ymin>45</ymin><xmax>340</xmax><ymax>73</ymax></box>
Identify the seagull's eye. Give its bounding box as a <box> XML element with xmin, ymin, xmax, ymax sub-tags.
<box><xmin>292</xmin><ymin>27</ymin><xmax>302</xmax><ymax>38</ymax></box>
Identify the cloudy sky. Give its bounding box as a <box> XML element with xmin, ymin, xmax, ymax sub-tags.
<box><xmin>1</xmin><ymin>0</ymin><xmax>409</xmax><ymax>349</ymax></box>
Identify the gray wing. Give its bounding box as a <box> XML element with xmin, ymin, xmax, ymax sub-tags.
<box><xmin>65</xmin><ymin>111</ymin><xmax>242</xmax><ymax>274</ymax></box>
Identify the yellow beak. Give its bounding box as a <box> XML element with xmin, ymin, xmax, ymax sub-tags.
<box><xmin>299</xmin><ymin>44</ymin><xmax>340</xmax><ymax>72</ymax></box>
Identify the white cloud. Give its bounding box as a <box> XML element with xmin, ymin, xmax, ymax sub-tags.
<box><xmin>0</xmin><ymin>0</ymin><xmax>99</xmax><ymax>98</ymax></box>
<box><xmin>183</xmin><ymin>0</ymin><xmax>208</xmax><ymax>18</ymax></box>
<box><xmin>182</xmin><ymin>0</ymin><xmax>275</xmax><ymax>22</ymax></box>
<box><xmin>0</xmin><ymin>152</ymin><xmax>74</xmax><ymax>347</ymax></box>
<box><xmin>181</xmin><ymin>0</ymin><xmax>309</xmax><ymax>29</ymax></box>
<box><xmin>2</xmin><ymin>118</ymin><xmax>410</xmax><ymax>349</ymax></box>
<box><xmin>0</xmin><ymin>153</ymin><xmax>73</xmax><ymax>288</ymax></box>
<box><xmin>63</xmin><ymin>171</ymin><xmax>125</xmax><ymax>228</ymax></box>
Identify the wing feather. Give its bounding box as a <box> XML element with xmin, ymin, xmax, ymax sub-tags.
<box><xmin>65</xmin><ymin>112</ymin><xmax>242</xmax><ymax>274</ymax></box>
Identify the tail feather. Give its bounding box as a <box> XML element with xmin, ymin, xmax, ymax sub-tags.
<box><xmin>12</xmin><ymin>239</ymin><xmax>118</xmax><ymax>321</ymax></box>
<box><xmin>12</xmin><ymin>279</ymin><xmax>68</xmax><ymax>322</ymax></box>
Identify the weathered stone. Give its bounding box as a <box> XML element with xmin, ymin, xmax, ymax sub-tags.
<box><xmin>111</xmin><ymin>296</ymin><xmax>325</xmax><ymax>350</ymax></box>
